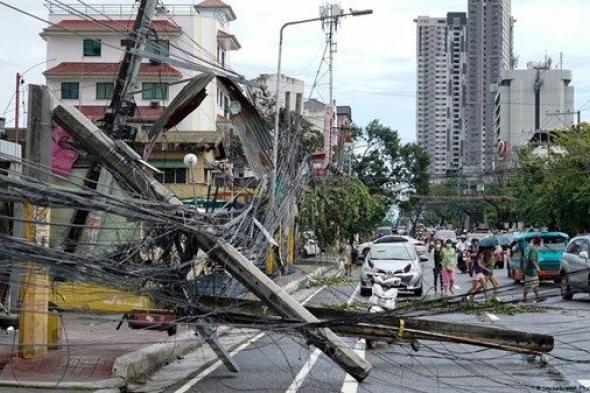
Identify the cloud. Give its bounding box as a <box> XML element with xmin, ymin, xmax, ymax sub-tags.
<box><xmin>1</xmin><ymin>0</ymin><xmax>590</xmax><ymax>142</ymax></box>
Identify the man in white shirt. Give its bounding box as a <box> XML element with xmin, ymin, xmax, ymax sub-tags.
<box><xmin>456</xmin><ymin>236</ymin><xmax>467</xmax><ymax>273</ymax></box>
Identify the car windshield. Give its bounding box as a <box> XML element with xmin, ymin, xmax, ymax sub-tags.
<box><xmin>436</xmin><ymin>231</ymin><xmax>457</xmax><ymax>240</ymax></box>
<box><xmin>374</xmin><ymin>228</ymin><xmax>393</xmax><ymax>239</ymax></box>
<box><xmin>539</xmin><ymin>238</ymin><xmax>567</xmax><ymax>251</ymax></box>
<box><xmin>369</xmin><ymin>244</ymin><xmax>415</xmax><ymax>260</ymax></box>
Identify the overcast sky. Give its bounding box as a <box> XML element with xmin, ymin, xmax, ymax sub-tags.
<box><xmin>1</xmin><ymin>0</ymin><xmax>590</xmax><ymax>142</ymax></box>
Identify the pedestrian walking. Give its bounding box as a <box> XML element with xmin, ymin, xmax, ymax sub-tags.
<box><xmin>441</xmin><ymin>239</ymin><xmax>457</xmax><ymax>297</ymax></box>
<box><xmin>456</xmin><ymin>236</ymin><xmax>467</xmax><ymax>273</ymax></box>
<box><xmin>523</xmin><ymin>236</ymin><xmax>542</xmax><ymax>302</ymax></box>
<box><xmin>433</xmin><ymin>239</ymin><xmax>443</xmax><ymax>293</ymax></box>
<box><xmin>482</xmin><ymin>246</ymin><xmax>500</xmax><ymax>300</ymax></box>
<box><xmin>342</xmin><ymin>240</ymin><xmax>353</xmax><ymax>277</ymax></box>
<box><xmin>464</xmin><ymin>253</ymin><xmax>489</xmax><ymax>301</ymax></box>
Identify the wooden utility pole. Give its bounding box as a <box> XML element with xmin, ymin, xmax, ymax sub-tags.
<box><xmin>19</xmin><ymin>85</ymin><xmax>53</xmax><ymax>358</ymax></box>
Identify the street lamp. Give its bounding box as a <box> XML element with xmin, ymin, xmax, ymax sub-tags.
<box><xmin>183</xmin><ymin>153</ymin><xmax>199</xmax><ymax>209</ymax></box>
<box><xmin>14</xmin><ymin>58</ymin><xmax>56</xmax><ymax>144</ymax></box>
<box><xmin>270</xmin><ymin>8</ymin><xmax>373</xmax><ymax>208</ymax></box>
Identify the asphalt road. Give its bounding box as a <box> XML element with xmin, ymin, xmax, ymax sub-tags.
<box><xmin>125</xmin><ymin>256</ymin><xmax>590</xmax><ymax>393</ymax></box>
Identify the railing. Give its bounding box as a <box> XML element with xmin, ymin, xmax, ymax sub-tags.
<box><xmin>45</xmin><ymin>2</ymin><xmax>196</xmax><ymax>16</ymax></box>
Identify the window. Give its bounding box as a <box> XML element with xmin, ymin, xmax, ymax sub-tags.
<box><xmin>142</xmin><ymin>83</ymin><xmax>168</xmax><ymax>100</ymax></box>
<box><xmin>96</xmin><ymin>82</ymin><xmax>114</xmax><ymax>100</ymax></box>
<box><xmin>83</xmin><ymin>38</ymin><xmax>101</xmax><ymax>57</ymax></box>
<box><xmin>154</xmin><ymin>168</ymin><xmax>186</xmax><ymax>184</ymax></box>
<box><xmin>61</xmin><ymin>82</ymin><xmax>79</xmax><ymax>100</ymax></box>
<box><xmin>146</xmin><ymin>40</ymin><xmax>170</xmax><ymax>57</ymax></box>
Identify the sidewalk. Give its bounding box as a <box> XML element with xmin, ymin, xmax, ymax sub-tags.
<box><xmin>0</xmin><ymin>255</ymin><xmax>342</xmax><ymax>390</ymax></box>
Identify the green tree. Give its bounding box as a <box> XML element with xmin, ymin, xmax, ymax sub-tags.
<box><xmin>509</xmin><ymin>124</ymin><xmax>590</xmax><ymax>233</ymax></box>
<box><xmin>299</xmin><ymin>177</ymin><xmax>388</xmax><ymax>247</ymax></box>
<box><xmin>353</xmin><ymin>120</ymin><xmax>430</xmax><ymax>198</ymax></box>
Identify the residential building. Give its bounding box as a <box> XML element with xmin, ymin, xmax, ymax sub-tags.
<box><xmin>252</xmin><ymin>74</ymin><xmax>304</xmax><ymax>115</ymax></box>
<box><xmin>415</xmin><ymin>13</ymin><xmax>467</xmax><ymax>178</ymax></box>
<box><xmin>465</xmin><ymin>0</ymin><xmax>513</xmax><ymax>175</ymax></box>
<box><xmin>492</xmin><ymin>61</ymin><xmax>574</xmax><ymax>167</ymax></box>
<box><xmin>42</xmin><ymin>0</ymin><xmax>241</xmax><ymax>199</ymax></box>
<box><xmin>303</xmin><ymin>98</ymin><xmax>326</xmax><ymax>133</ymax></box>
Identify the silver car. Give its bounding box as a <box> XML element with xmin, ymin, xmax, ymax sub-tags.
<box><xmin>360</xmin><ymin>242</ymin><xmax>423</xmax><ymax>297</ymax></box>
<box><xmin>560</xmin><ymin>235</ymin><xmax>590</xmax><ymax>300</ymax></box>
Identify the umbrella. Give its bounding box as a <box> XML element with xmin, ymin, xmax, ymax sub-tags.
<box><xmin>479</xmin><ymin>234</ymin><xmax>513</xmax><ymax>248</ymax></box>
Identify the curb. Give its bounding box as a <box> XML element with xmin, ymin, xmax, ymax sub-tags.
<box><xmin>111</xmin><ymin>330</ymin><xmax>201</xmax><ymax>385</ymax></box>
<box><xmin>282</xmin><ymin>264</ymin><xmax>343</xmax><ymax>294</ymax></box>
<box><xmin>0</xmin><ymin>377</ymin><xmax>125</xmax><ymax>390</ymax></box>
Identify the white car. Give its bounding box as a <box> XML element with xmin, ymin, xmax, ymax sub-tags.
<box><xmin>301</xmin><ymin>238</ymin><xmax>320</xmax><ymax>258</ymax></box>
<box><xmin>360</xmin><ymin>242</ymin><xmax>423</xmax><ymax>297</ymax></box>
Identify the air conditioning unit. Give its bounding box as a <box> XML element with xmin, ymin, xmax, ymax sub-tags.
<box><xmin>150</xmin><ymin>101</ymin><xmax>159</xmax><ymax>108</ymax></box>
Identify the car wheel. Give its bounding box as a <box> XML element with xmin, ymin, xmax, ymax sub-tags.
<box><xmin>561</xmin><ymin>273</ymin><xmax>574</xmax><ymax>300</ymax></box>
<box><xmin>413</xmin><ymin>286</ymin><xmax>423</xmax><ymax>297</ymax></box>
<box><xmin>360</xmin><ymin>286</ymin><xmax>372</xmax><ymax>297</ymax></box>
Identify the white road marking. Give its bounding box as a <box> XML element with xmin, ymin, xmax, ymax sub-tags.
<box><xmin>340</xmin><ymin>339</ymin><xmax>366</xmax><ymax>393</ymax></box>
<box><xmin>285</xmin><ymin>348</ymin><xmax>322</xmax><ymax>393</ymax></box>
<box><xmin>347</xmin><ymin>283</ymin><xmax>360</xmax><ymax>306</ymax></box>
<box><xmin>578</xmin><ymin>379</ymin><xmax>590</xmax><ymax>388</ymax></box>
<box><xmin>485</xmin><ymin>312</ymin><xmax>499</xmax><ymax>321</ymax></box>
<box><xmin>174</xmin><ymin>285</ymin><xmax>326</xmax><ymax>393</ymax></box>
<box><xmin>285</xmin><ymin>283</ymin><xmax>363</xmax><ymax>393</ymax></box>
<box><xmin>340</xmin><ymin>283</ymin><xmax>365</xmax><ymax>393</ymax></box>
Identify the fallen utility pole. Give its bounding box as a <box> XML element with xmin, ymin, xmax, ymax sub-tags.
<box><xmin>51</xmin><ymin>103</ymin><xmax>372</xmax><ymax>381</ymax></box>
<box><xmin>195</xmin><ymin>295</ymin><xmax>554</xmax><ymax>354</ymax></box>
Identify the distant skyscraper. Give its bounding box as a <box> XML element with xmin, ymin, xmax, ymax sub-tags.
<box><xmin>415</xmin><ymin>13</ymin><xmax>467</xmax><ymax>178</ymax></box>
<box><xmin>465</xmin><ymin>0</ymin><xmax>513</xmax><ymax>175</ymax></box>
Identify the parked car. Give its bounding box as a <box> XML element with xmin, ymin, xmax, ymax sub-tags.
<box><xmin>300</xmin><ymin>231</ymin><xmax>320</xmax><ymax>258</ymax></box>
<box><xmin>560</xmin><ymin>235</ymin><xmax>590</xmax><ymax>300</ymax></box>
<box><xmin>507</xmin><ymin>231</ymin><xmax>568</xmax><ymax>283</ymax></box>
<box><xmin>360</xmin><ymin>242</ymin><xmax>423</xmax><ymax>297</ymax></box>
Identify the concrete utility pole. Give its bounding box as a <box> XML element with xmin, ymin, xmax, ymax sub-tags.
<box><xmin>19</xmin><ymin>85</ymin><xmax>53</xmax><ymax>358</ymax></box>
<box><xmin>70</xmin><ymin>0</ymin><xmax>158</xmax><ymax>257</ymax></box>
<box><xmin>271</xmin><ymin>7</ymin><xmax>372</xmax><ymax>201</ymax></box>
<box><xmin>14</xmin><ymin>73</ymin><xmax>20</xmax><ymax>144</ymax></box>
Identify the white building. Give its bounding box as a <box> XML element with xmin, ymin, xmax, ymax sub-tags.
<box><xmin>415</xmin><ymin>13</ymin><xmax>467</xmax><ymax>178</ymax></box>
<box><xmin>492</xmin><ymin>61</ymin><xmax>574</xmax><ymax>167</ymax></box>
<box><xmin>41</xmin><ymin>0</ymin><xmax>241</xmax><ymax>196</ymax></box>
<box><xmin>252</xmin><ymin>74</ymin><xmax>304</xmax><ymax>115</ymax></box>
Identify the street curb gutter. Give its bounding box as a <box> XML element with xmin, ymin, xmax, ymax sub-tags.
<box><xmin>0</xmin><ymin>263</ymin><xmax>343</xmax><ymax>390</ymax></box>
<box><xmin>112</xmin><ymin>330</ymin><xmax>201</xmax><ymax>384</ymax></box>
<box><xmin>0</xmin><ymin>377</ymin><xmax>125</xmax><ymax>390</ymax></box>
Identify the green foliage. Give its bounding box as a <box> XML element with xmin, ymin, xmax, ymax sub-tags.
<box><xmin>352</xmin><ymin>120</ymin><xmax>430</xmax><ymax>198</ymax></box>
<box><xmin>300</xmin><ymin>177</ymin><xmax>388</xmax><ymax>247</ymax></box>
<box><xmin>509</xmin><ymin>124</ymin><xmax>590</xmax><ymax>233</ymax></box>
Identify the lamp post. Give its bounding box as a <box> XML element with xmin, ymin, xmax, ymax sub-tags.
<box><xmin>13</xmin><ymin>58</ymin><xmax>56</xmax><ymax>144</ymax></box>
<box><xmin>270</xmin><ymin>8</ymin><xmax>372</xmax><ymax>208</ymax></box>
<box><xmin>183</xmin><ymin>153</ymin><xmax>199</xmax><ymax>209</ymax></box>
